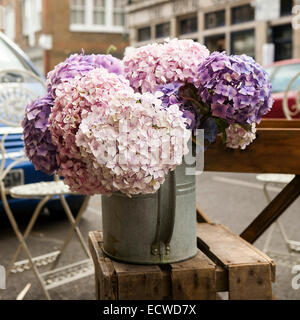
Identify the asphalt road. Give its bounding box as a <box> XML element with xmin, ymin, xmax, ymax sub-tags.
<box><xmin>0</xmin><ymin>172</ymin><xmax>300</xmax><ymax>300</ymax></box>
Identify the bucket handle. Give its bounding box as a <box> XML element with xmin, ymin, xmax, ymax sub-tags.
<box><xmin>151</xmin><ymin>170</ymin><xmax>176</xmax><ymax>256</ymax></box>
<box><xmin>165</xmin><ymin>170</ymin><xmax>176</xmax><ymax>249</ymax></box>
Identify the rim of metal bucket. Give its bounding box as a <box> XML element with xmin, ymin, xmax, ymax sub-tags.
<box><xmin>101</xmin><ymin>246</ymin><xmax>197</xmax><ymax>265</ymax></box>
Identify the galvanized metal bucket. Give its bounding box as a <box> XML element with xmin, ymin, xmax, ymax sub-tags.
<box><xmin>101</xmin><ymin>160</ymin><xmax>196</xmax><ymax>264</ymax></box>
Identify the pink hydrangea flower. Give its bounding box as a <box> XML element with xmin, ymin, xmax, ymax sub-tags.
<box><xmin>225</xmin><ymin>123</ymin><xmax>256</xmax><ymax>150</ymax></box>
<box><xmin>124</xmin><ymin>38</ymin><xmax>209</xmax><ymax>93</ymax></box>
<box><xmin>48</xmin><ymin>68</ymin><xmax>131</xmax><ymax>194</ymax></box>
<box><xmin>76</xmin><ymin>91</ymin><xmax>190</xmax><ymax>196</ymax></box>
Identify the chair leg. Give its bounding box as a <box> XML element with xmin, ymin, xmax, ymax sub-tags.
<box><xmin>263</xmin><ymin>182</ymin><xmax>272</xmax><ymax>203</ymax></box>
<box><xmin>263</xmin><ymin>222</ymin><xmax>276</xmax><ymax>253</ymax></box>
<box><xmin>262</xmin><ymin>182</ymin><xmax>275</xmax><ymax>252</ymax></box>
<box><xmin>276</xmin><ymin>219</ymin><xmax>291</xmax><ymax>251</ymax></box>
<box><xmin>262</xmin><ymin>181</ymin><xmax>291</xmax><ymax>252</ymax></box>
<box><xmin>0</xmin><ymin>187</ymin><xmax>51</xmax><ymax>300</ymax></box>
<box><xmin>6</xmin><ymin>195</ymin><xmax>53</xmax><ymax>276</ymax></box>
<box><xmin>50</xmin><ymin>195</ymin><xmax>91</xmax><ymax>270</ymax></box>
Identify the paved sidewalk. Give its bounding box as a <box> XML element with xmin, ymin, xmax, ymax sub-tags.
<box><xmin>0</xmin><ymin>196</ymin><xmax>102</xmax><ymax>300</ymax></box>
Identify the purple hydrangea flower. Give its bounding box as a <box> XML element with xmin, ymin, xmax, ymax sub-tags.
<box><xmin>197</xmin><ymin>52</ymin><xmax>273</xmax><ymax>125</ymax></box>
<box><xmin>158</xmin><ymin>82</ymin><xmax>182</xmax><ymax>107</ymax></box>
<box><xmin>47</xmin><ymin>52</ymin><xmax>124</xmax><ymax>98</ymax></box>
<box><xmin>22</xmin><ymin>94</ymin><xmax>58</xmax><ymax>175</ymax></box>
<box><xmin>157</xmin><ymin>82</ymin><xmax>201</xmax><ymax>130</ymax></box>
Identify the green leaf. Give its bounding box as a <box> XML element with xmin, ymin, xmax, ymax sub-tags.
<box><xmin>106</xmin><ymin>45</ymin><xmax>117</xmax><ymax>55</ymax></box>
<box><xmin>214</xmin><ymin>118</ymin><xmax>229</xmax><ymax>133</ymax></box>
<box><xmin>222</xmin><ymin>131</ymin><xmax>227</xmax><ymax>144</ymax></box>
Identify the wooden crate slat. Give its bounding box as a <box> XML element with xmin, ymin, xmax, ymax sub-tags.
<box><xmin>112</xmin><ymin>260</ymin><xmax>166</xmax><ymax>300</ymax></box>
<box><xmin>219</xmin><ymin>224</ymin><xmax>276</xmax><ymax>280</ymax></box>
<box><xmin>116</xmin><ymin>268</ymin><xmax>166</xmax><ymax>300</ymax></box>
<box><xmin>204</xmin><ymin>129</ymin><xmax>300</xmax><ymax>174</ymax></box>
<box><xmin>240</xmin><ymin>244</ymin><xmax>276</xmax><ymax>283</ymax></box>
<box><xmin>112</xmin><ymin>260</ymin><xmax>162</xmax><ymax>274</ymax></box>
<box><xmin>88</xmin><ymin>232</ymin><xmax>118</xmax><ymax>300</ymax></box>
<box><xmin>228</xmin><ymin>264</ymin><xmax>273</xmax><ymax>300</ymax></box>
<box><xmin>215</xmin><ymin>266</ymin><xmax>228</xmax><ymax>292</ymax></box>
<box><xmin>196</xmin><ymin>223</ymin><xmax>273</xmax><ymax>268</ymax></box>
<box><xmin>170</xmin><ymin>251</ymin><xmax>216</xmax><ymax>300</ymax></box>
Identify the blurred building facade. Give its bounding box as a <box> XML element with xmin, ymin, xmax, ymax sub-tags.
<box><xmin>0</xmin><ymin>0</ymin><xmax>128</xmax><ymax>75</ymax></box>
<box><xmin>126</xmin><ymin>0</ymin><xmax>300</xmax><ymax>65</ymax></box>
<box><xmin>0</xmin><ymin>0</ymin><xmax>44</xmax><ymax>71</ymax></box>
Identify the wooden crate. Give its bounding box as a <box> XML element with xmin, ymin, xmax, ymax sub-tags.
<box><xmin>88</xmin><ymin>224</ymin><xmax>275</xmax><ymax>300</ymax></box>
<box><xmin>197</xmin><ymin>223</ymin><xmax>275</xmax><ymax>300</ymax></box>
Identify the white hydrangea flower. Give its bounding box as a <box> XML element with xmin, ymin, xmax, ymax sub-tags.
<box><xmin>225</xmin><ymin>123</ymin><xmax>256</xmax><ymax>150</ymax></box>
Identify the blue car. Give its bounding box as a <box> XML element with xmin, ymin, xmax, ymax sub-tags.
<box><xmin>0</xmin><ymin>32</ymin><xmax>85</xmax><ymax>216</ymax></box>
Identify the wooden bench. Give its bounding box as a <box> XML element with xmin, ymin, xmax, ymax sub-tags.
<box><xmin>88</xmin><ymin>224</ymin><xmax>275</xmax><ymax>300</ymax></box>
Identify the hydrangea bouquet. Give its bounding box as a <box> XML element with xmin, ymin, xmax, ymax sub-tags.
<box><xmin>23</xmin><ymin>40</ymin><xmax>273</xmax><ymax>197</ymax></box>
<box><xmin>23</xmin><ymin>51</ymin><xmax>191</xmax><ymax>196</ymax></box>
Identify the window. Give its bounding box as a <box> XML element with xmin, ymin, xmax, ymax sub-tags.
<box><xmin>22</xmin><ymin>0</ymin><xmax>42</xmax><ymax>46</ymax></box>
<box><xmin>178</xmin><ymin>16</ymin><xmax>197</xmax><ymax>35</ymax></box>
<box><xmin>155</xmin><ymin>22</ymin><xmax>170</xmax><ymax>39</ymax></box>
<box><xmin>231</xmin><ymin>4</ymin><xmax>254</xmax><ymax>24</ymax></box>
<box><xmin>205</xmin><ymin>10</ymin><xmax>225</xmax><ymax>29</ymax></box>
<box><xmin>93</xmin><ymin>0</ymin><xmax>105</xmax><ymax>25</ymax></box>
<box><xmin>205</xmin><ymin>34</ymin><xmax>225</xmax><ymax>52</ymax></box>
<box><xmin>231</xmin><ymin>29</ymin><xmax>255</xmax><ymax>58</ymax></box>
<box><xmin>280</xmin><ymin>0</ymin><xmax>293</xmax><ymax>16</ymax></box>
<box><xmin>272</xmin><ymin>24</ymin><xmax>292</xmax><ymax>61</ymax></box>
<box><xmin>3</xmin><ymin>3</ymin><xmax>15</xmax><ymax>41</ymax></box>
<box><xmin>70</xmin><ymin>0</ymin><xmax>126</xmax><ymax>33</ymax></box>
<box><xmin>71</xmin><ymin>0</ymin><xmax>86</xmax><ymax>25</ymax></box>
<box><xmin>138</xmin><ymin>26</ymin><xmax>151</xmax><ymax>42</ymax></box>
<box><xmin>114</xmin><ymin>0</ymin><xmax>125</xmax><ymax>26</ymax></box>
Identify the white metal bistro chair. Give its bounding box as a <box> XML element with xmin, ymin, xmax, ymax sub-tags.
<box><xmin>256</xmin><ymin>71</ymin><xmax>300</xmax><ymax>266</ymax></box>
<box><xmin>0</xmin><ymin>69</ymin><xmax>92</xmax><ymax>300</ymax></box>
